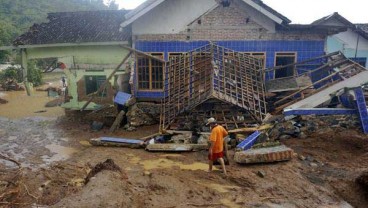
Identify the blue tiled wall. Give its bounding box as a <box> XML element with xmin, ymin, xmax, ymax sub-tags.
<box><xmin>134</xmin><ymin>40</ymin><xmax>325</xmax><ymax>99</ymax></box>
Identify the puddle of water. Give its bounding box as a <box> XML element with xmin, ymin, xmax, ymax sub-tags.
<box><xmin>221</xmin><ymin>199</ymin><xmax>242</xmax><ymax>208</ymax></box>
<box><xmin>197</xmin><ymin>181</ymin><xmax>240</xmax><ymax>193</ymax></box>
<box><xmin>44</xmin><ymin>144</ymin><xmax>78</xmax><ymax>163</ymax></box>
<box><xmin>0</xmin><ymin>91</ymin><xmax>64</xmax><ymax>119</ymax></box>
<box><xmin>160</xmin><ymin>154</ymin><xmax>184</xmax><ymax>158</ymax></box>
<box><xmin>128</xmin><ymin>155</ymin><xmax>213</xmax><ymax>171</ymax></box>
<box><xmin>79</xmin><ymin>140</ymin><xmax>92</xmax><ymax>146</ymax></box>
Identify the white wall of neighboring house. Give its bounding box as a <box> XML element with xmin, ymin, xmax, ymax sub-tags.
<box><xmin>321</xmin><ymin>19</ymin><xmax>368</xmax><ymax>67</ymax></box>
<box><xmin>132</xmin><ymin>0</ymin><xmax>217</xmax><ymax>34</ymax></box>
<box><xmin>334</xmin><ymin>29</ymin><xmax>368</xmax><ymax>51</ymax></box>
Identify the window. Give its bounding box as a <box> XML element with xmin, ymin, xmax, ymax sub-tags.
<box><xmin>274</xmin><ymin>52</ymin><xmax>296</xmax><ymax>78</ymax></box>
<box><xmin>85</xmin><ymin>75</ymin><xmax>106</xmax><ymax>97</ymax></box>
<box><xmin>137</xmin><ymin>53</ymin><xmax>164</xmax><ymax>90</ymax></box>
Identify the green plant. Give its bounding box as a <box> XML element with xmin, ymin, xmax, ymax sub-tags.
<box><xmin>27</xmin><ymin>61</ymin><xmax>43</xmax><ymax>86</ymax></box>
<box><xmin>0</xmin><ymin>66</ymin><xmax>23</xmax><ymax>83</ymax></box>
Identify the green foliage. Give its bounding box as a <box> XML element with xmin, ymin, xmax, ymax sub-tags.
<box><xmin>27</xmin><ymin>61</ymin><xmax>43</xmax><ymax>87</ymax></box>
<box><xmin>0</xmin><ymin>0</ymin><xmax>115</xmax><ymax>62</ymax></box>
<box><xmin>0</xmin><ymin>66</ymin><xmax>22</xmax><ymax>84</ymax></box>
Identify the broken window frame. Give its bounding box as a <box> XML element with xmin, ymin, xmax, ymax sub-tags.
<box><xmin>137</xmin><ymin>52</ymin><xmax>164</xmax><ymax>91</ymax></box>
<box><xmin>274</xmin><ymin>52</ymin><xmax>297</xmax><ymax>79</ymax></box>
<box><xmin>84</xmin><ymin>75</ymin><xmax>107</xmax><ymax>97</ymax></box>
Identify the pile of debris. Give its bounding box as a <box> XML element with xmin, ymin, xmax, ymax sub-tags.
<box><xmin>0</xmin><ymin>97</ymin><xmax>8</xmax><ymax>104</ymax></box>
<box><xmin>126</xmin><ymin>102</ymin><xmax>161</xmax><ymax>127</ymax></box>
<box><xmin>268</xmin><ymin>114</ymin><xmax>361</xmax><ymax>140</ymax></box>
<box><xmin>0</xmin><ymin>79</ymin><xmax>24</xmax><ymax>91</ymax></box>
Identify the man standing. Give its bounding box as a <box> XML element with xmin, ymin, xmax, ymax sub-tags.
<box><xmin>207</xmin><ymin>117</ymin><xmax>228</xmax><ymax>175</ymax></box>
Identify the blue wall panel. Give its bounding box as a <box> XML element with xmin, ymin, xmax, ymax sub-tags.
<box><xmin>134</xmin><ymin>40</ymin><xmax>325</xmax><ymax>99</ymax></box>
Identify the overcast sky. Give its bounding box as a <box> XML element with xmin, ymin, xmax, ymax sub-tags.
<box><xmin>115</xmin><ymin>0</ymin><xmax>367</xmax><ymax>24</ymax></box>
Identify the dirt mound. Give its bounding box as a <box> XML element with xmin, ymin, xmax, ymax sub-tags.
<box><xmin>0</xmin><ymin>98</ymin><xmax>8</xmax><ymax>104</ymax></box>
<box><xmin>357</xmin><ymin>172</ymin><xmax>368</xmax><ymax>191</ymax></box>
<box><xmin>85</xmin><ymin>159</ymin><xmax>124</xmax><ymax>184</ymax></box>
<box><xmin>53</xmin><ymin>171</ymin><xmax>133</xmax><ymax>208</ymax></box>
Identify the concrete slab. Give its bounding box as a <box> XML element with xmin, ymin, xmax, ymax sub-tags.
<box><xmin>234</xmin><ymin>145</ymin><xmax>294</xmax><ymax>164</ymax></box>
<box><xmin>90</xmin><ymin>137</ymin><xmax>144</xmax><ymax>148</ymax></box>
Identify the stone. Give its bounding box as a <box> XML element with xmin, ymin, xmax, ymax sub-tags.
<box><xmin>91</xmin><ymin>121</ymin><xmax>104</xmax><ymax>131</ymax></box>
<box><xmin>298</xmin><ymin>155</ymin><xmax>306</xmax><ymax>161</ymax></box>
<box><xmin>143</xmin><ymin>171</ymin><xmax>152</xmax><ymax>177</ymax></box>
<box><xmin>197</xmin><ymin>134</ymin><xmax>209</xmax><ymax>145</ymax></box>
<box><xmin>126</xmin><ymin>126</ymin><xmax>137</xmax><ymax>132</ymax></box>
<box><xmin>305</xmin><ymin>156</ymin><xmax>314</xmax><ymax>162</ymax></box>
<box><xmin>298</xmin><ymin>132</ymin><xmax>307</xmax><ymax>139</ymax></box>
<box><xmin>171</xmin><ymin>133</ymin><xmax>192</xmax><ymax>144</ymax></box>
<box><xmin>309</xmin><ymin>162</ymin><xmax>318</xmax><ymax>168</ymax></box>
<box><xmin>257</xmin><ymin>170</ymin><xmax>266</xmax><ymax>178</ymax></box>
<box><xmin>278</xmin><ymin>135</ymin><xmax>291</xmax><ymax>140</ymax></box>
<box><xmin>234</xmin><ymin>145</ymin><xmax>294</xmax><ymax>164</ymax></box>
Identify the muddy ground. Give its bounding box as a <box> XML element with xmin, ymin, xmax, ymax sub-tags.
<box><xmin>1</xmin><ymin>89</ymin><xmax>368</xmax><ymax>208</ymax></box>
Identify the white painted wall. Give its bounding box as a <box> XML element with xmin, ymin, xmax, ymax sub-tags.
<box><xmin>335</xmin><ymin>29</ymin><xmax>368</xmax><ymax>50</ymax></box>
<box><xmin>235</xmin><ymin>0</ymin><xmax>275</xmax><ymax>32</ymax></box>
<box><xmin>319</xmin><ymin>19</ymin><xmax>368</xmax><ymax>50</ymax></box>
<box><xmin>132</xmin><ymin>0</ymin><xmax>217</xmax><ymax>35</ymax></box>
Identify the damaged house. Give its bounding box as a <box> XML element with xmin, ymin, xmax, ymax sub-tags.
<box><xmin>13</xmin><ymin>10</ymin><xmax>135</xmax><ymax>110</ymax></box>
<box><xmin>121</xmin><ymin>0</ymin><xmax>348</xmax><ymax>130</ymax></box>
<box><xmin>11</xmin><ymin>0</ymin><xmax>368</xmax><ymax>132</ymax></box>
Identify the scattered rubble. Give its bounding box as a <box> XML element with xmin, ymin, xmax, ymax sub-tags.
<box><xmin>126</xmin><ymin>102</ymin><xmax>160</xmax><ymax>127</ymax></box>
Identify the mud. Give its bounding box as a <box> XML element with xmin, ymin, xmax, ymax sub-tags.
<box><xmin>0</xmin><ymin>90</ymin><xmax>368</xmax><ymax>207</ymax></box>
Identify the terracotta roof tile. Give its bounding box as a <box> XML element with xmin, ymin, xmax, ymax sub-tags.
<box><xmin>14</xmin><ymin>10</ymin><xmax>131</xmax><ymax>46</ymax></box>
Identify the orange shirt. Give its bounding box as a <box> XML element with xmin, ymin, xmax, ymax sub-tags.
<box><xmin>209</xmin><ymin>125</ymin><xmax>228</xmax><ymax>153</ymax></box>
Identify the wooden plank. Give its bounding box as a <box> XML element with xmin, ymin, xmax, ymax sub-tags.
<box><xmin>228</xmin><ymin>124</ymin><xmax>273</xmax><ymax>133</ymax></box>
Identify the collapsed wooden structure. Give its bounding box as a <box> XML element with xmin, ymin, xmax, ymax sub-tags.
<box><xmin>160</xmin><ymin>43</ymin><xmax>267</xmax><ymax>130</ymax></box>
<box><xmin>265</xmin><ymin>51</ymin><xmax>368</xmax><ymax>112</ymax></box>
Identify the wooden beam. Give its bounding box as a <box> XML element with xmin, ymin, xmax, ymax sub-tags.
<box><xmin>274</xmin><ymin>63</ymin><xmax>356</xmax><ymax>105</ymax></box>
<box><xmin>120</xmin><ymin>45</ymin><xmax>166</xmax><ymax>62</ymax></box>
<box><xmin>81</xmin><ymin>51</ymin><xmax>132</xmax><ymax>111</ymax></box>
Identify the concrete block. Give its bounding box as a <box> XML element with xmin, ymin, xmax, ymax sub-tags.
<box><xmin>234</xmin><ymin>145</ymin><xmax>294</xmax><ymax>164</ymax></box>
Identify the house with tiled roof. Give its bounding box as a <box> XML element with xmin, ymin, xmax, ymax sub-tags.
<box><xmin>312</xmin><ymin>12</ymin><xmax>368</xmax><ymax>67</ymax></box>
<box><xmin>13</xmin><ymin>10</ymin><xmax>133</xmax><ymax>110</ymax></box>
